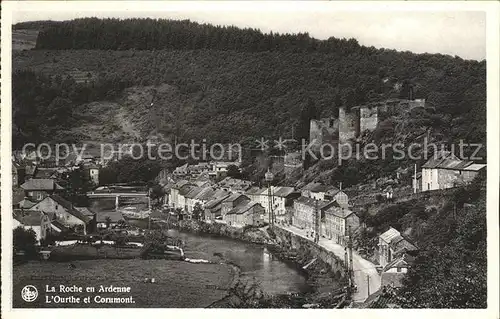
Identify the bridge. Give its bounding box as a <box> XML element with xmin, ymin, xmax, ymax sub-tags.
<box><xmin>87</xmin><ymin>191</ymin><xmax>149</xmax><ymax>198</ymax></box>
<box><xmin>87</xmin><ymin>190</ymin><xmax>149</xmax><ymax>210</ymax></box>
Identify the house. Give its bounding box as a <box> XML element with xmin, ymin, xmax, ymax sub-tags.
<box><xmin>224</xmin><ymin>201</ymin><xmax>265</xmax><ymax>227</ymax></box>
<box><xmin>381</xmin><ymin>253</ymin><xmax>416</xmax><ymax>288</ymax></box>
<box><xmin>300</xmin><ymin>182</ymin><xmax>323</xmax><ymax>198</ymax></box>
<box><xmin>173</xmin><ymin>163</ymin><xmax>189</xmax><ymax>177</ymax></box>
<box><xmin>323</xmin><ymin>202</ymin><xmax>360</xmax><ymax>246</ymax></box>
<box><xmin>32</xmin><ymin>167</ymin><xmax>59</xmax><ymax>179</ymax></box>
<box><xmin>204</xmin><ymin>193</ymin><xmax>231</xmax><ymax>222</ymax></box>
<box><xmin>292</xmin><ymin>196</ymin><xmax>337</xmax><ymax>231</ymax></box>
<box><xmin>169</xmin><ymin>180</ymin><xmax>191</xmax><ymax>209</ymax></box>
<box><xmin>301</xmin><ymin>182</ymin><xmax>347</xmax><ymax>203</ymax></box>
<box><xmin>421</xmin><ymin>150</ymin><xmax>486</xmax><ymax>191</ymax></box>
<box><xmin>324</xmin><ymin>188</ymin><xmax>349</xmax><ymax>206</ymax></box>
<box><xmin>84</xmin><ymin>163</ymin><xmax>100</xmax><ymax>185</ymax></box>
<box><xmin>13</xmin><ymin>209</ymin><xmax>51</xmax><ymax>243</ymax></box>
<box><xmin>18</xmin><ymin>198</ymin><xmax>37</xmax><ymax>209</ymax></box>
<box><xmin>245</xmin><ymin>186</ymin><xmax>299</xmax><ymax>223</ymax></box>
<box><xmin>29</xmin><ymin>194</ymin><xmax>92</xmax><ymax>234</ymax></box>
<box><xmin>269</xmin><ymin>186</ymin><xmax>299</xmax><ymax>222</ymax></box>
<box><xmin>217</xmin><ymin>177</ymin><xmax>252</xmax><ymax>193</ymax></box>
<box><xmin>221</xmin><ymin>194</ymin><xmax>251</xmax><ymax>221</ymax></box>
<box><xmin>20</xmin><ymin>178</ymin><xmax>64</xmax><ymax>201</ymax></box>
<box><xmin>75</xmin><ymin>207</ymin><xmax>96</xmax><ymax>219</ymax></box>
<box><xmin>207</xmin><ymin>161</ymin><xmax>241</xmax><ymax>179</ymax></box>
<box><xmin>383</xmin><ymin>185</ymin><xmax>394</xmax><ymax>199</ymax></box>
<box><xmin>378</xmin><ymin>227</ymin><xmax>418</xmax><ymax>268</ymax></box>
<box><xmin>184</xmin><ymin>186</ymin><xmax>211</xmax><ymax>215</ymax></box>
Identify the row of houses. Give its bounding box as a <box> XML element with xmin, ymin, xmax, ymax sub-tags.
<box><xmin>12</xmin><ymin>154</ymin><xmax>122</xmax><ymax>244</ymax></box>
<box><xmin>13</xmin><ymin>194</ymin><xmax>125</xmax><ymax>243</ymax></box>
<box><xmin>164</xmin><ymin>171</ymin><xmax>361</xmax><ymax>244</ymax></box>
<box><xmin>171</xmin><ymin>161</ymin><xmax>242</xmax><ymax>180</ymax></box>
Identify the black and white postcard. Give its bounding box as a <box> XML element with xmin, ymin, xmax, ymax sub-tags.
<box><xmin>1</xmin><ymin>1</ymin><xmax>499</xmax><ymax>318</ymax></box>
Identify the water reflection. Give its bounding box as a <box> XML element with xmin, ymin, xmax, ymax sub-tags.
<box><xmin>90</xmin><ymin>199</ymin><xmax>310</xmax><ymax>295</ymax></box>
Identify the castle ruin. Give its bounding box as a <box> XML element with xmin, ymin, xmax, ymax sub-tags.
<box><xmin>309</xmin><ymin>98</ymin><xmax>426</xmax><ymax>154</ymax></box>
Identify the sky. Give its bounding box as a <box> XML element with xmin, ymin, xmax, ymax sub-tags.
<box><xmin>12</xmin><ymin>8</ymin><xmax>486</xmax><ymax>60</ymax></box>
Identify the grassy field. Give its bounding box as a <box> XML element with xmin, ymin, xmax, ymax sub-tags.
<box><xmin>13</xmin><ymin>259</ymin><xmax>236</xmax><ymax>308</ymax></box>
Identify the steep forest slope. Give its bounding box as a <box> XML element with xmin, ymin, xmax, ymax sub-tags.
<box><xmin>12</xmin><ymin>18</ymin><xmax>486</xmax><ymax>152</ymax></box>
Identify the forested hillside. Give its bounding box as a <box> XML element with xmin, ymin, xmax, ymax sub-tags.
<box><xmin>13</xmin><ymin>18</ymin><xmax>486</xmax><ymax>152</ymax></box>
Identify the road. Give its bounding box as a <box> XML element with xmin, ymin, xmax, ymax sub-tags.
<box><xmin>277</xmin><ymin>224</ymin><xmax>381</xmax><ymax>302</ymax></box>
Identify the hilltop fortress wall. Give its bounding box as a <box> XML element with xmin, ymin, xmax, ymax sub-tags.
<box><xmin>310</xmin><ymin>98</ymin><xmax>426</xmax><ymax>153</ymax></box>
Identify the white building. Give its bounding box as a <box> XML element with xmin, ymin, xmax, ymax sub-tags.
<box><xmin>13</xmin><ymin>209</ymin><xmax>51</xmax><ymax>243</ymax></box>
<box><xmin>421</xmin><ymin>151</ymin><xmax>486</xmax><ymax>191</ymax></box>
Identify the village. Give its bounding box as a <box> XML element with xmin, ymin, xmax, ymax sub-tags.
<box><xmin>11</xmin><ymin>98</ymin><xmax>487</xmax><ymax>306</ymax></box>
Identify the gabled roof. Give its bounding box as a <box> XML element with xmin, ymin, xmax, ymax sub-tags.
<box><xmin>422</xmin><ymin>150</ymin><xmax>484</xmax><ymax>171</ymax></box>
<box><xmin>34</xmin><ymin>194</ymin><xmax>91</xmax><ymax>223</ymax></box>
<box><xmin>325</xmin><ymin>204</ymin><xmax>357</xmax><ymax>219</ymax></box>
<box><xmin>75</xmin><ymin>207</ymin><xmax>96</xmax><ymax>217</ymax></box>
<box><xmin>33</xmin><ymin>168</ymin><xmax>59</xmax><ymax>179</ymax></box>
<box><xmin>223</xmin><ymin>193</ymin><xmax>249</xmax><ymax>203</ymax></box>
<box><xmin>18</xmin><ymin>198</ymin><xmax>37</xmax><ymax>209</ymax></box>
<box><xmin>172</xmin><ymin>180</ymin><xmax>190</xmax><ymax>190</ymax></box>
<box><xmin>13</xmin><ymin>209</ymin><xmax>47</xmax><ymax>226</ymax></box>
<box><xmin>273</xmin><ymin>186</ymin><xmax>296</xmax><ymax>198</ymax></box>
<box><xmin>20</xmin><ymin>178</ymin><xmax>64</xmax><ymax>191</ymax></box>
<box><xmin>245</xmin><ymin>187</ymin><xmax>265</xmax><ymax>196</ymax></box>
<box><xmin>294</xmin><ymin>196</ymin><xmax>332</xmax><ymax>209</ymax></box>
<box><xmin>184</xmin><ymin>186</ymin><xmax>205</xmax><ymax>199</ymax></box>
<box><xmin>379</xmin><ymin>227</ymin><xmax>401</xmax><ymax>243</ymax></box>
<box><xmin>225</xmin><ymin>199</ymin><xmax>262</xmax><ymax>215</ymax></box>
<box><xmin>178</xmin><ymin>184</ymin><xmax>195</xmax><ymax>196</ymax></box>
<box><xmin>379</xmin><ymin>227</ymin><xmax>418</xmax><ymax>253</ymax></box>
<box><xmin>205</xmin><ymin>194</ymin><xmax>231</xmax><ymax>210</ymax></box>
<box><xmin>325</xmin><ymin>187</ymin><xmax>342</xmax><ymax>196</ymax></box>
<box><xmin>382</xmin><ymin>254</ymin><xmax>415</xmax><ymax>272</ymax></box>
<box><xmin>391</xmin><ymin>237</ymin><xmax>418</xmax><ymax>254</ymax></box>
<box><xmin>193</xmin><ymin>187</ymin><xmax>217</xmax><ymax>201</ymax></box>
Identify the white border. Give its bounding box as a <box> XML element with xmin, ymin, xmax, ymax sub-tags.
<box><xmin>1</xmin><ymin>2</ymin><xmax>499</xmax><ymax>319</ymax></box>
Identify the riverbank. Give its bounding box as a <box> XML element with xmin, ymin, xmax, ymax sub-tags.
<box><xmin>166</xmin><ymin>219</ymin><xmax>348</xmax><ymax>308</ymax></box>
<box><xmin>13</xmin><ymin>259</ymin><xmax>236</xmax><ymax>308</ymax></box>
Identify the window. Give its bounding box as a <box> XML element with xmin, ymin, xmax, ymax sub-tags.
<box><xmin>397</xmin><ymin>267</ymin><xmax>402</xmax><ymax>272</ymax></box>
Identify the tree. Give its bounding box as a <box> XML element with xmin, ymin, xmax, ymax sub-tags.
<box><xmin>226</xmin><ymin>164</ymin><xmax>241</xmax><ymax>178</ymax></box>
<box><xmin>60</xmin><ymin>165</ymin><xmax>93</xmax><ymax>206</ymax></box>
<box><xmin>192</xmin><ymin>202</ymin><xmax>204</xmax><ymax>221</ymax></box>
<box><xmin>13</xmin><ymin>227</ymin><xmax>37</xmax><ymax>257</ymax></box>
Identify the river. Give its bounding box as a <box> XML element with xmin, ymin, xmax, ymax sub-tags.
<box><xmin>90</xmin><ymin>197</ymin><xmax>311</xmax><ymax>296</ymax></box>
<box><xmin>164</xmin><ymin>229</ymin><xmax>311</xmax><ymax>295</ymax></box>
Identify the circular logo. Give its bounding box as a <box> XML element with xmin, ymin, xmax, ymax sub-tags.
<box><xmin>21</xmin><ymin>285</ymin><xmax>38</xmax><ymax>302</ymax></box>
